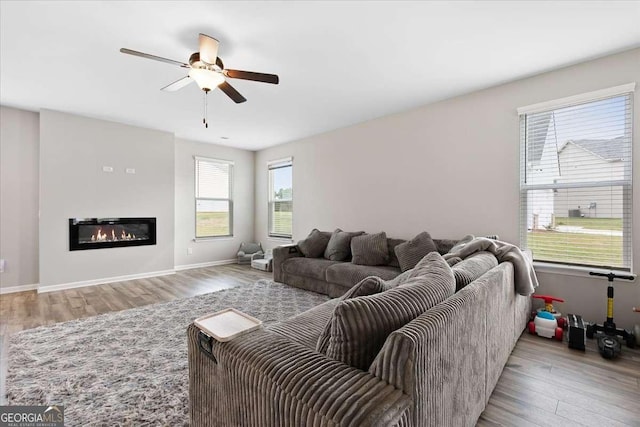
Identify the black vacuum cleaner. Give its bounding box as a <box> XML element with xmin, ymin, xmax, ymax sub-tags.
<box><xmin>586</xmin><ymin>271</ymin><xmax>636</xmax><ymax>359</ymax></box>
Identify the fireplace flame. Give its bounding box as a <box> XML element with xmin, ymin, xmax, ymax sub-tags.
<box><xmin>87</xmin><ymin>226</ymin><xmax>141</xmax><ymax>243</ymax></box>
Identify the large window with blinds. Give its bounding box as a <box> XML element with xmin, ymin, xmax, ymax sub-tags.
<box><xmin>519</xmin><ymin>85</ymin><xmax>634</xmax><ymax>271</ymax></box>
<box><xmin>268</xmin><ymin>158</ymin><xmax>293</xmax><ymax>238</ymax></box>
<box><xmin>195</xmin><ymin>157</ymin><xmax>233</xmax><ymax>238</ymax></box>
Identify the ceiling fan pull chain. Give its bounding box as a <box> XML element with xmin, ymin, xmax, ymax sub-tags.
<box><xmin>202</xmin><ymin>91</ymin><xmax>207</xmax><ymax>128</ymax></box>
<box><xmin>205</xmin><ymin>91</ymin><xmax>209</xmax><ymax>128</ymax></box>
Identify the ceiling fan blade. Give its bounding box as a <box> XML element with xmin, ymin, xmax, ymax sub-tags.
<box><xmin>160</xmin><ymin>76</ymin><xmax>193</xmax><ymax>92</ymax></box>
<box><xmin>218</xmin><ymin>81</ymin><xmax>247</xmax><ymax>103</ymax></box>
<box><xmin>224</xmin><ymin>69</ymin><xmax>279</xmax><ymax>84</ymax></box>
<box><xmin>199</xmin><ymin>34</ymin><xmax>219</xmax><ymax>65</ymax></box>
<box><xmin>120</xmin><ymin>48</ymin><xmax>189</xmax><ymax>68</ymax></box>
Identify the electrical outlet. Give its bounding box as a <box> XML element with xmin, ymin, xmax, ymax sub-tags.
<box><xmin>0</xmin><ymin>259</ymin><xmax>5</xmax><ymax>273</ymax></box>
<box><xmin>102</xmin><ymin>166</ymin><xmax>113</xmax><ymax>173</ymax></box>
<box><xmin>187</xmin><ymin>248</ymin><xmax>193</xmax><ymax>255</ymax></box>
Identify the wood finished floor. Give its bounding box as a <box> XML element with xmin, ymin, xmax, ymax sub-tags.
<box><xmin>1</xmin><ymin>264</ymin><xmax>639</xmax><ymax>426</ymax></box>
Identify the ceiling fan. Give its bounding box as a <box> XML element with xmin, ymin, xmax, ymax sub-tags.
<box><xmin>120</xmin><ymin>34</ymin><xmax>279</xmax><ymax>127</ymax></box>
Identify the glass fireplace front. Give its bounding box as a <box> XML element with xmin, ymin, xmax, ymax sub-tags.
<box><xmin>69</xmin><ymin>218</ymin><xmax>156</xmax><ymax>251</ymax></box>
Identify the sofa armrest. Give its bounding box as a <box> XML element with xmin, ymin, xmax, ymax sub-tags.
<box><xmin>251</xmin><ymin>252</ymin><xmax>265</xmax><ymax>261</ymax></box>
<box><xmin>273</xmin><ymin>244</ymin><xmax>303</xmax><ymax>282</ymax></box>
<box><xmin>188</xmin><ymin>325</ymin><xmax>410</xmax><ymax>426</ymax></box>
<box><xmin>369</xmin><ymin>263</ymin><xmax>516</xmax><ymax>426</ymax></box>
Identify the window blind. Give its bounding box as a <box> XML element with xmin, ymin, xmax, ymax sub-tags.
<box><xmin>268</xmin><ymin>158</ymin><xmax>293</xmax><ymax>238</ymax></box>
<box><xmin>195</xmin><ymin>157</ymin><xmax>234</xmax><ymax>238</ymax></box>
<box><xmin>519</xmin><ymin>89</ymin><xmax>633</xmax><ymax>271</ymax></box>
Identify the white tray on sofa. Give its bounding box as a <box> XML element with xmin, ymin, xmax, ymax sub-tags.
<box><xmin>194</xmin><ymin>308</ymin><xmax>263</xmax><ymax>342</ymax></box>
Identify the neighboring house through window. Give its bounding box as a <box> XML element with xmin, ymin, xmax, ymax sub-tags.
<box><xmin>195</xmin><ymin>157</ymin><xmax>233</xmax><ymax>238</ymax></box>
<box><xmin>268</xmin><ymin>158</ymin><xmax>293</xmax><ymax>238</ymax></box>
<box><xmin>518</xmin><ymin>84</ymin><xmax>634</xmax><ymax>271</ymax></box>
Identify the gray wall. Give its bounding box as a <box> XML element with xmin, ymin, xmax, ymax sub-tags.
<box><xmin>0</xmin><ymin>107</ymin><xmax>39</xmax><ymax>290</ymax></box>
<box><xmin>39</xmin><ymin>110</ymin><xmax>175</xmax><ymax>289</ymax></box>
<box><xmin>255</xmin><ymin>48</ymin><xmax>640</xmax><ymax>329</ymax></box>
<box><xmin>174</xmin><ymin>138</ymin><xmax>255</xmax><ymax>267</ymax></box>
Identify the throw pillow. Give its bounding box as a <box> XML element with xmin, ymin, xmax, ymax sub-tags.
<box><xmin>383</xmin><ymin>268</ymin><xmax>413</xmax><ymax>289</ymax></box>
<box><xmin>324</xmin><ymin>229</ymin><xmax>365</xmax><ymax>261</ymax></box>
<box><xmin>316</xmin><ymin>266</ymin><xmax>429</xmax><ymax>355</ymax></box>
<box><xmin>340</xmin><ymin>276</ymin><xmax>388</xmax><ymax>299</ymax></box>
<box><xmin>394</xmin><ymin>231</ymin><xmax>438</xmax><ymax>272</ymax></box>
<box><xmin>351</xmin><ymin>232</ymin><xmax>389</xmax><ymax>266</ymax></box>
<box><xmin>406</xmin><ymin>248</ymin><xmax>450</xmax><ymax>280</ymax></box>
<box><xmin>447</xmin><ymin>257</ymin><xmax>463</xmax><ymax>267</ymax></box>
<box><xmin>323</xmin><ymin>252</ymin><xmax>455</xmax><ymax>370</ymax></box>
<box><xmin>386</xmin><ymin>238</ymin><xmax>406</xmax><ymax>268</ymax></box>
<box><xmin>297</xmin><ymin>229</ymin><xmax>331</xmax><ymax>258</ymax></box>
<box><xmin>451</xmin><ymin>251</ymin><xmax>498</xmax><ymax>291</ymax></box>
<box><xmin>316</xmin><ymin>275</ymin><xmax>387</xmax><ymax>354</ymax></box>
<box><xmin>433</xmin><ymin>239</ymin><xmax>459</xmax><ymax>255</ymax></box>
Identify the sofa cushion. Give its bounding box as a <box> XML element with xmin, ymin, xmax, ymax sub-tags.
<box><xmin>351</xmin><ymin>232</ymin><xmax>389</xmax><ymax>266</ymax></box>
<box><xmin>325</xmin><ymin>262</ymin><xmax>400</xmax><ymax>288</ymax></box>
<box><xmin>394</xmin><ymin>231</ymin><xmax>438</xmax><ymax>272</ymax></box>
<box><xmin>323</xmin><ymin>252</ymin><xmax>455</xmax><ymax>370</ymax></box>
<box><xmin>282</xmin><ymin>257</ymin><xmax>341</xmax><ymax>281</ymax></box>
<box><xmin>298</xmin><ymin>229</ymin><xmax>331</xmax><ymax>258</ymax></box>
<box><xmin>268</xmin><ymin>299</ymin><xmax>339</xmax><ymax>349</ymax></box>
<box><xmin>451</xmin><ymin>251</ymin><xmax>498</xmax><ymax>291</ymax></box>
<box><xmin>386</xmin><ymin>238</ymin><xmax>406</xmax><ymax>267</ymax></box>
<box><xmin>324</xmin><ymin>229</ymin><xmax>365</xmax><ymax>261</ymax></box>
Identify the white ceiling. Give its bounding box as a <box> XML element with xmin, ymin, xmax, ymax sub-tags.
<box><xmin>1</xmin><ymin>1</ymin><xmax>639</xmax><ymax>150</ymax></box>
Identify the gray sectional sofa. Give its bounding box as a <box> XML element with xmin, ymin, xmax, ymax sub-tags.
<box><xmin>273</xmin><ymin>237</ymin><xmax>459</xmax><ymax>297</ymax></box>
<box><xmin>187</xmin><ymin>249</ymin><xmax>532</xmax><ymax>426</ymax></box>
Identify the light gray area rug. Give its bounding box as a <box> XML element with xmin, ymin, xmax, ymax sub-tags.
<box><xmin>6</xmin><ymin>280</ymin><xmax>330</xmax><ymax>426</ymax></box>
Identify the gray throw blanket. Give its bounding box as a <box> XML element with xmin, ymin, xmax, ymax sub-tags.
<box><xmin>443</xmin><ymin>237</ymin><xmax>538</xmax><ymax>296</ymax></box>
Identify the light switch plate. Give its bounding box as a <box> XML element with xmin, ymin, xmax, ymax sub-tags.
<box><xmin>125</xmin><ymin>168</ymin><xmax>136</xmax><ymax>174</ymax></box>
<box><xmin>0</xmin><ymin>259</ymin><xmax>5</xmax><ymax>273</ymax></box>
<box><xmin>102</xmin><ymin>166</ymin><xmax>114</xmax><ymax>173</ymax></box>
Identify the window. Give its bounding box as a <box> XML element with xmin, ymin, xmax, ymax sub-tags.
<box><xmin>268</xmin><ymin>158</ymin><xmax>293</xmax><ymax>238</ymax></box>
<box><xmin>519</xmin><ymin>84</ymin><xmax>634</xmax><ymax>271</ymax></box>
<box><xmin>195</xmin><ymin>157</ymin><xmax>233</xmax><ymax>238</ymax></box>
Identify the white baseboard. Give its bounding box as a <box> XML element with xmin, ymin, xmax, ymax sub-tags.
<box><xmin>0</xmin><ymin>283</ymin><xmax>39</xmax><ymax>295</ymax></box>
<box><xmin>5</xmin><ymin>261</ymin><xmax>237</xmax><ymax>295</ymax></box>
<box><xmin>174</xmin><ymin>259</ymin><xmax>236</xmax><ymax>271</ymax></box>
<box><xmin>37</xmin><ymin>269</ymin><xmax>176</xmax><ymax>294</ymax></box>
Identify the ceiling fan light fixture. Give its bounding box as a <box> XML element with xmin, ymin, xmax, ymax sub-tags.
<box><xmin>188</xmin><ymin>68</ymin><xmax>225</xmax><ymax>91</ymax></box>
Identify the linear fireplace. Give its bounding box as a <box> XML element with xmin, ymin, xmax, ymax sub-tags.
<box><xmin>69</xmin><ymin>218</ymin><xmax>156</xmax><ymax>251</ymax></box>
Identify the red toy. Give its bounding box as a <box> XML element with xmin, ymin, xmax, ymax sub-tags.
<box><xmin>532</xmin><ymin>294</ymin><xmax>565</xmax><ymax>329</ymax></box>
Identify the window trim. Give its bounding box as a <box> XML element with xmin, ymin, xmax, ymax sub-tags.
<box><xmin>194</xmin><ymin>156</ymin><xmax>234</xmax><ymax>240</ymax></box>
<box><xmin>517</xmin><ymin>83</ymin><xmax>636</xmax><ymax>115</ymax></box>
<box><xmin>533</xmin><ymin>261</ymin><xmax>637</xmax><ymax>280</ymax></box>
<box><xmin>518</xmin><ymin>85</ymin><xmax>635</xmax><ymax>273</ymax></box>
<box><xmin>268</xmin><ymin>157</ymin><xmax>293</xmax><ymax>239</ymax></box>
